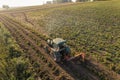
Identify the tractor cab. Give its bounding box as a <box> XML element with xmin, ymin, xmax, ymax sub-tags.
<box><xmin>47</xmin><ymin>38</ymin><xmax>71</xmax><ymax>62</ymax></box>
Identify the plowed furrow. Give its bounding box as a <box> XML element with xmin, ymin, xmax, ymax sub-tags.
<box><xmin>0</xmin><ymin>15</ymin><xmax>102</xmax><ymax>80</ymax></box>
<box><xmin>0</xmin><ymin>18</ymin><xmax>56</xmax><ymax>80</ymax></box>
<box><xmin>0</xmin><ymin>15</ymin><xmax>74</xmax><ymax>80</ymax></box>
<box><xmin>4</xmin><ymin>16</ymin><xmax>100</xmax><ymax>80</ymax></box>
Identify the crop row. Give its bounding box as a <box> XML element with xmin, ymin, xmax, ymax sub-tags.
<box><xmin>0</xmin><ymin>18</ymin><xmax>54</xmax><ymax>80</ymax></box>
<box><xmin>6</xmin><ymin>15</ymin><xmax>110</xmax><ymax>80</ymax></box>
<box><xmin>6</xmin><ymin>15</ymin><xmax>103</xmax><ymax>80</ymax></box>
<box><xmin>0</xmin><ymin>15</ymin><xmax>74</xmax><ymax>80</ymax></box>
<box><xmin>3</xmin><ymin>15</ymin><xmax>117</xmax><ymax>80</ymax></box>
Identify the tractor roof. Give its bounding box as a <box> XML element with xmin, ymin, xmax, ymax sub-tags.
<box><xmin>53</xmin><ymin>38</ymin><xmax>66</xmax><ymax>45</ymax></box>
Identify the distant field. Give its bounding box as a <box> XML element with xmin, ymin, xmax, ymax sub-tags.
<box><xmin>2</xmin><ymin>0</ymin><xmax>120</xmax><ymax>76</ymax></box>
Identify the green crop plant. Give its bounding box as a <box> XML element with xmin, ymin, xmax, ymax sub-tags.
<box><xmin>27</xmin><ymin>0</ymin><xmax>120</xmax><ymax>74</ymax></box>
<box><xmin>0</xmin><ymin>23</ymin><xmax>35</xmax><ymax>79</ymax></box>
<box><xmin>4</xmin><ymin>0</ymin><xmax>120</xmax><ymax>78</ymax></box>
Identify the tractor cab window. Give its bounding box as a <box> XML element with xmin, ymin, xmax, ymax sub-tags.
<box><xmin>55</xmin><ymin>52</ymin><xmax>61</xmax><ymax>56</ymax></box>
<box><xmin>59</xmin><ymin>43</ymin><xmax>66</xmax><ymax>49</ymax></box>
<box><xmin>53</xmin><ymin>43</ymin><xmax>59</xmax><ymax>49</ymax></box>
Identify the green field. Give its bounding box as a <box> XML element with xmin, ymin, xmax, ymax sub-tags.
<box><xmin>1</xmin><ymin>0</ymin><xmax>120</xmax><ymax>78</ymax></box>
<box><xmin>22</xmin><ymin>0</ymin><xmax>120</xmax><ymax>74</ymax></box>
<box><xmin>0</xmin><ymin>23</ymin><xmax>35</xmax><ymax>80</ymax></box>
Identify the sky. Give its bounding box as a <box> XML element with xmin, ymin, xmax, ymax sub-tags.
<box><xmin>0</xmin><ymin>0</ymin><xmax>76</xmax><ymax>8</ymax></box>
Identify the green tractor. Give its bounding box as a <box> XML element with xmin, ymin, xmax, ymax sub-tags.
<box><xmin>47</xmin><ymin>38</ymin><xmax>71</xmax><ymax>62</ymax></box>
